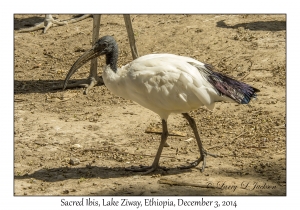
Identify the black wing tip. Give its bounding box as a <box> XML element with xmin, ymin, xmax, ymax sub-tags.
<box><xmin>241</xmin><ymin>95</ymin><xmax>255</xmax><ymax>104</ymax></box>
<box><xmin>241</xmin><ymin>87</ymin><xmax>259</xmax><ymax>104</ymax></box>
<box><xmin>192</xmin><ymin>61</ymin><xmax>261</xmax><ymax>104</ymax></box>
<box><xmin>241</xmin><ymin>99</ymin><xmax>249</xmax><ymax>104</ymax></box>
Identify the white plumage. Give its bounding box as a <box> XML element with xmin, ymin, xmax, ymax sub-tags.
<box><xmin>103</xmin><ymin>53</ymin><xmax>233</xmax><ymax>120</ymax></box>
<box><xmin>63</xmin><ymin>36</ymin><xmax>258</xmax><ymax>174</ymax></box>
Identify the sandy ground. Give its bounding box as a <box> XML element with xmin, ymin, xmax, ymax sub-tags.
<box><xmin>14</xmin><ymin>14</ymin><xmax>286</xmax><ymax>196</ymax></box>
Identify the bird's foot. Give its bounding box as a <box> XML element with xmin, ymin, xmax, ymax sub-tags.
<box><xmin>179</xmin><ymin>150</ymin><xmax>218</xmax><ymax>172</ymax></box>
<box><xmin>18</xmin><ymin>14</ymin><xmax>92</xmax><ymax>33</ymax></box>
<box><xmin>125</xmin><ymin>165</ymin><xmax>167</xmax><ymax>174</ymax></box>
<box><xmin>18</xmin><ymin>15</ymin><xmax>67</xmax><ymax>33</ymax></box>
<box><xmin>60</xmin><ymin>76</ymin><xmax>104</xmax><ymax>95</ymax></box>
<box><xmin>63</xmin><ymin>14</ymin><xmax>93</xmax><ymax>24</ymax></box>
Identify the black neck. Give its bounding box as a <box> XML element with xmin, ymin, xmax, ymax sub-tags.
<box><xmin>105</xmin><ymin>44</ymin><xmax>118</xmax><ymax>73</ymax></box>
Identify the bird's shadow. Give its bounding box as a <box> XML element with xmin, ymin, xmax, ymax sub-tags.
<box><xmin>14</xmin><ymin>165</ymin><xmax>192</xmax><ymax>182</ymax></box>
<box><xmin>14</xmin><ymin>15</ymin><xmax>46</xmax><ymax>31</ymax></box>
<box><xmin>14</xmin><ymin>79</ymin><xmax>104</xmax><ymax>95</ymax></box>
<box><xmin>216</xmin><ymin>20</ymin><xmax>286</xmax><ymax>31</ymax></box>
<box><xmin>14</xmin><ymin>15</ymin><xmax>86</xmax><ymax>31</ymax></box>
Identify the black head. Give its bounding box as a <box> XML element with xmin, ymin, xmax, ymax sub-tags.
<box><xmin>93</xmin><ymin>35</ymin><xmax>117</xmax><ymax>56</ymax></box>
<box><xmin>62</xmin><ymin>36</ymin><xmax>118</xmax><ymax>90</ymax></box>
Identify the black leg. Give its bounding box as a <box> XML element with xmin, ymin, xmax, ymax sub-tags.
<box><xmin>180</xmin><ymin>113</ymin><xmax>217</xmax><ymax>172</ymax></box>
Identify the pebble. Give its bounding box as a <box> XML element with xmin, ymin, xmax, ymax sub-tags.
<box><xmin>69</xmin><ymin>157</ymin><xmax>80</xmax><ymax>165</ymax></box>
<box><xmin>184</xmin><ymin>138</ymin><xmax>194</xmax><ymax>143</ymax></box>
<box><xmin>71</xmin><ymin>144</ymin><xmax>81</xmax><ymax>149</ymax></box>
<box><xmin>62</xmin><ymin>190</ymin><xmax>69</xmax><ymax>194</ymax></box>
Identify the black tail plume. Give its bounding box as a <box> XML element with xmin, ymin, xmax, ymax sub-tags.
<box><xmin>190</xmin><ymin>62</ymin><xmax>260</xmax><ymax>104</ymax></box>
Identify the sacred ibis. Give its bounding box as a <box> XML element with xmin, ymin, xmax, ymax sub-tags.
<box><xmin>63</xmin><ymin>35</ymin><xmax>259</xmax><ymax>174</ymax></box>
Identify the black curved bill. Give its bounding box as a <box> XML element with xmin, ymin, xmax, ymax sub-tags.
<box><xmin>62</xmin><ymin>46</ymin><xmax>102</xmax><ymax>90</ymax></box>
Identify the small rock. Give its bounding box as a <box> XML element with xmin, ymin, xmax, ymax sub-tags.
<box><xmin>69</xmin><ymin>157</ymin><xmax>80</xmax><ymax>165</ymax></box>
<box><xmin>71</xmin><ymin>144</ymin><xmax>81</xmax><ymax>149</ymax></box>
<box><xmin>184</xmin><ymin>138</ymin><xmax>194</xmax><ymax>143</ymax></box>
<box><xmin>62</xmin><ymin>189</ymin><xmax>69</xmax><ymax>194</ymax></box>
<box><xmin>74</xmin><ymin>47</ymin><xmax>86</xmax><ymax>52</ymax></box>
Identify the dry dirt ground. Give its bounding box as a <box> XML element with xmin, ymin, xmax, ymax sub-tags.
<box><xmin>14</xmin><ymin>14</ymin><xmax>286</xmax><ymax>196</ymax></box>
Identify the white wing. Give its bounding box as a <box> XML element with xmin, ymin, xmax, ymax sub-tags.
<box><xmin>104</xmin><ymin>54</ymin><xmax>230</xmax><ymax>119</ymax></box>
